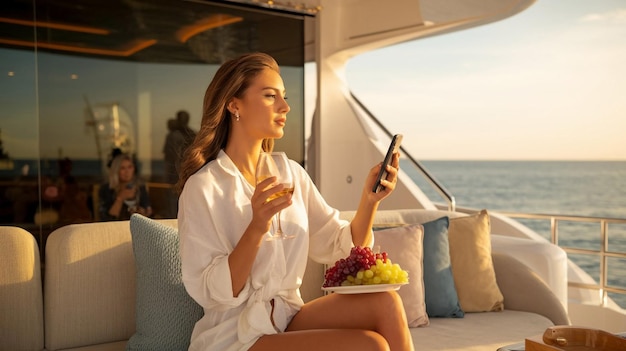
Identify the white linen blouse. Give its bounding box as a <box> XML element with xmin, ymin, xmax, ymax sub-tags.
<box><xmin>179</xmin><ymin>150</ymin><xmax>357</xmax><ymax>351</ymax></box>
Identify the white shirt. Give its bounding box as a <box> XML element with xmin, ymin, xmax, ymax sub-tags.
<box><xmin>179</xmin><ymin>150</ymin><xmax>356</xmax><ymax>351</ymax></box>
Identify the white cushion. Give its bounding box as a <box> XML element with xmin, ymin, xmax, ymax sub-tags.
<box><xmin>409</xmin><ymin>310</ymin><xmax>553</xmax><ymax>351</ymax></box>
<box><xmin>374</xmin><ymin>224</ymin><xmax>429</xmax><ymax>327</ymax></box>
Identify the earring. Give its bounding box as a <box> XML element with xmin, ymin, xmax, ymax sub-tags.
<box><xmin>234</xmin><ymin>112</ymin><xmax>240</xmax><ymax>121</ymax></box>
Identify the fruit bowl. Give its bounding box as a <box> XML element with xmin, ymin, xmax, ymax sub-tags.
<box><xmin>322</xmin><ymin>246</ymin><xmax>409</xmax><ymax>289</ymax></box>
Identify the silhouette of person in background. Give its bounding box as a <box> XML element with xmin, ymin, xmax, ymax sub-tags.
<box><xmin>58</xmin><ymin>175</ymin><xmax>92</xmax><ymax>225</ymax></box>
<box><xmin>160</xmin><ymin>111</ymin><xmax>196</xmax><ymax>218</ymax></box>
<box><xmin>176</xmin><ymin>110</ymin><xmax>196</xmax><ymax>152</ymax></box>
<box><xmin>163</xmin><ymin>118</ymin><xmax>185</xmax><ymax>184</ymax></box>
<box><xmin>163</xmin><ymin>118</ymin><xmax>186</xmax><ymax>218</ymax></box>
<box><xmin>56</xmin><ymin>157</ymin><xmax>92</xmax><ymax>225</ymax></box>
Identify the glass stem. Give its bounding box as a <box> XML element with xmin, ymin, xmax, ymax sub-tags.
<box><xmin>276</xmin><ymin>211</ymin><xmax>283</xmax><ymax>235</ymax></box>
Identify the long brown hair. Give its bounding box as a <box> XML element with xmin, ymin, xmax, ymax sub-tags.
<box><xmin>175</xmin><ymin>52</ymin><xmax>278</xmax><ymax>193</ymax></box>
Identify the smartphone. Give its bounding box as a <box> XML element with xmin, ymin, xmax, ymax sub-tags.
<box><xmin>372</xmin><ymin>134</ymin><xmax>403</xmax><ymax>193</ymax></box>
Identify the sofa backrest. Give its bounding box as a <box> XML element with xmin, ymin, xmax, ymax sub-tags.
<box><xmin>44</xmin><ymin>221</ymin><xmax>137</xmax><ymax>350</ymax></box>
<box><xmin>44</xmin><ymin>219</ymin><xmax>178</xmax><ymax>350</ymax></box>
<box><xmin>0</xmin><ymin>226</ymin><xmax>44</xmax><ymax>351</ymax></box>
<box><xmin>41</xmin><ymin>210</ymin><xmax>463</xmax><ymax>349</ymax></box>
<box><xmin>339</xmin><ymin>208</ymin><xmax>466</xmax><ymax>225</ymax></box>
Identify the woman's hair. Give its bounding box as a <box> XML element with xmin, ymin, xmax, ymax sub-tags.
<box><xmin>108</xmin><ymin>153</ymin><xmax>135</xmax><ymax>189</ymax></box>
<box><xmin>175</xmin><ymin>52</ymin><xmax>279</xmax><ymax>193</ymax></box>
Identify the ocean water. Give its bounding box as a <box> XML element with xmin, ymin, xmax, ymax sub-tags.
<box><xmin>4</xmin><ymin>158</ymin><xmax>625</xmax><ymax>307</ymax></box>
<box><xmin>403</xmin><ymin>160</ymin><xmax>626</xmax><ymax>308</ymax></box>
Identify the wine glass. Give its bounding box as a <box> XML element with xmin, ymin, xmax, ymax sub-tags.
<box><xmin>256</xmin><ymin>152</ymin><xmax>295</xmax><ymax>240</ymax></box>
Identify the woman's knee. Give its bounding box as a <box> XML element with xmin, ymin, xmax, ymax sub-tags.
<box><xmin>370</xmin><ymin>290</ymin><xmax>404</xmax><ymax>311</ymax></box>
<box><xmin>360</xmin><ymin>330</ymin><xmax>391</xmax><ymax>351</ymax></box>
<box><xmin>368</xmin><ymin>291</ymin><xmax>407</xmax><ymax>324</ymax></box>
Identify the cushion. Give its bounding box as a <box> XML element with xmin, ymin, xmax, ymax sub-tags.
<box><xmin>409</xmin><ymin>310</ymin><xmax>554</xmax><ymax>351</ymax></box>
<box><xmin>0</xmin><ymin>226</ymin><xmax>44</xmax><ymax>351</ymax></box>
<box><xmin>127</xmin><ymin>214</ymin><xmax>203</xmax><ymax>351</ymax></box>
<box><xmin>448</xmin><ymin>209</ymin><xmax>504</xmax><ymax>312</ymax></box>
<box><xmin>421</xmin><ymin>216</ymin><xmax>464</xmax><ymax>318</ymax></box>
<box><xmin>373</xmin><ymin>224</ymin><xmax>429</xmax><ymax>327</ymax></box>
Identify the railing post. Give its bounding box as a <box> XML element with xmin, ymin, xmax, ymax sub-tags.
<box><xmin>600</xmin><ymin>220</ymin><xmax>608</xmax><ymax>306</ymax></box>
<box><xmin>500</xmin><ymin>212</ymin><xmax>626</xmax><ymax>308</ymax></box>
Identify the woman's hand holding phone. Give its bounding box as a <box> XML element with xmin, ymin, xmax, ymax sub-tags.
<box><xmin>360</xmin><ymin>134</ymin><xmax>402</xmax><ymax>206</ymax></box>
<box><xmin>353</xmin><ymin>135</ymin><xmax>402</xmax><ymax>247</ymax></box>
<box><xmin>372</xmin><ymin>134</ymin><xmax>402</xmax><ymax>193</ymax></box>
<box><xmin>365</xmin><ymin>152</ymin><xmax>400</xmax><ymax>201</ymax></box>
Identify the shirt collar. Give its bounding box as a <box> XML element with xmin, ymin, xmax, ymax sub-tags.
<box><xmin>215</xmin><ymin>149</ymin><xmax>239</xmax><ymax>176</ymax></box>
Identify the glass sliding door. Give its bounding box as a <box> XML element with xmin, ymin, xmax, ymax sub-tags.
<box><xmin>0</xmin><ymin>0</ymin><xmax>306</xmax><ymax>252</ymax></box>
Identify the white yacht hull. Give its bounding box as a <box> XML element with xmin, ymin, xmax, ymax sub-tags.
<box><xmin>310</xmin><ymin>0</ymin><xmax>626</xmax><ymax>332</ymax></box>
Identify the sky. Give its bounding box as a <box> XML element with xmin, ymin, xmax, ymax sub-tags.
<box><xmin>2</xmin><ymin>0</ymin><xmax>624</xmax><ymax>162</ymax></box>
<box><xmin>346</xmin><ymin>0</ymin><xmax>626</xmax><ymax>160</ymax></box>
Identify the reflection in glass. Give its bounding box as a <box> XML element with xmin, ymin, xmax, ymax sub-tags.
<box><xmin>0</xmin><ymin>0</ymin><xmax>306</xmax><ymax>257</ymax></box>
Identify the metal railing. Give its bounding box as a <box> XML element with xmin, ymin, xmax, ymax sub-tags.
<box><xmin>350</xmin><ymin>93</ymin><xmax>626</xmax><ymax>306</ymax></box>
<box><xmin>497</xmin><ymin>211</ymin><xmax>626</xmax><ymax>307</ymax></box>
<box><xmin>350</xmin><ymin>93</ymin><xmax>456</xmax><ymax>211</ymax></box>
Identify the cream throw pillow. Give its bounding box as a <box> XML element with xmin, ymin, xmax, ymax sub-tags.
<box><xmin>448</xmin><ymin>210</ymin><xmax>504</xmax><ymax>312</ymax></box>
<box><xmin>374</xmin><ymin>224</ymin><xmax>429</xmax><ymax>327</ymax></box>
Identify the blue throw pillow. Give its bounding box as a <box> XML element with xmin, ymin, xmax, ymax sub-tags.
<box><xmin>422</xmin><ymin>216</ymin><xmax>464</xmax><ymax>318</ymax></box>
<box><xmin>127</xmin><ymin>214</ymin><xmax>203</xmax><ymax>351</ymax></box>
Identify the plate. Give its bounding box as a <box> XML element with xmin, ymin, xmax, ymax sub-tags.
<box><xmin>321</xmin><ymin>283</ymin><xmax>407</xmax><ymax>294</ymax></box>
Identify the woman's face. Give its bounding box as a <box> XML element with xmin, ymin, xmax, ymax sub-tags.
<box><xmin>118</xmin><ymin>159</ymin><xmax>135</xmax><ymax>183</ymax></box>
<box><xmin>233</xmin><ymin>68</ymin><xmax>290</xmax><ymax>140</ymax></box>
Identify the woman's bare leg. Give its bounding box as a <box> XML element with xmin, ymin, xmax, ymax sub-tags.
<box><xmin>288</xmin><ymin>291</ymin><xmax>413</xmax><ymax>351</ymax></box>
<box><xmin>250</xmin><ymin>329</ymin><xmax>389</xmax><ymax>351</ymax></box>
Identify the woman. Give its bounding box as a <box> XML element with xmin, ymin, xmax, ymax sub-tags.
<box><xmin>177</xmin><ymin>52</ymin><xmax>413</xmax><ymax>351</ymax></box>
<box><xmin>99</xmin><ymin>153</ymin><xmax>152</xmax><ymax>221</ymax></box>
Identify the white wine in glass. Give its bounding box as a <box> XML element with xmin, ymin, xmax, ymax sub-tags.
<box><xmin>256</xmin><ymin>152</ymin><xmax>295</xmax><ymax>240</ymax></box>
